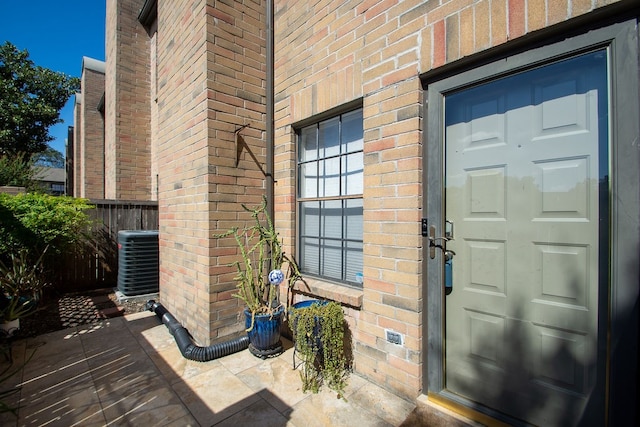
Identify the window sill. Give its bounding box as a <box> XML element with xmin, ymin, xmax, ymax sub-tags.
<box><xmin>291</xmin><ymin>277</ymin><xmax>363</xmax><ymax>309</ymax></box>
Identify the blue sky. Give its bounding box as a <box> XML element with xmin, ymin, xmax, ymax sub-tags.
<box><xmin>0</xmin><ymin>1</ymin><xmax>106</xmax><ymax>156</ymax></box>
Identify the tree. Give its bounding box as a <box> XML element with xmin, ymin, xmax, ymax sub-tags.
<box><xmin>32</xmin><ymin>147</ymin><xmax>65</xmax><ymax>168</ymax></box>
<box><xmin>0</xmin><ymin>42</ymin><xmax>80</xmax><ymax>158</ymax></box>
<box><xmin>0</xmin><ymin>153</ymin><xmax>38</xmax><ymax>190</ymax></box>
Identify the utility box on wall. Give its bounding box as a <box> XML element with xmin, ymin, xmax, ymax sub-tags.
<box><xmin>117</xmin><ymin>230</ymin><xmax>159</xmax><ymax>296</ymax></box>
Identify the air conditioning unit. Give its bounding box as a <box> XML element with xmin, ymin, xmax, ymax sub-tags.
<box><xmin>117</xmin><ymin>230</ymin><xmax>159</xmax><ymax>296</ymax></box>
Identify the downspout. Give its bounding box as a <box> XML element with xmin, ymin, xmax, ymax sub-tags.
<box><xmin>146</xmin><ymin>300</ymin><xmax>249</xmax><ymax>362</ymax></box>
<box><xmin>266</xmin><ymin>0</ymin><xmax>275</xmax><ymax>219</ymax></box>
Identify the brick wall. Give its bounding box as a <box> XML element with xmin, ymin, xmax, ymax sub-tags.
<box><xmin>72</xmin><ymin>95</ymin><xmax>82</xmax><ymax>197</ymax></box>
<box><xmin>105</xmin><ymin>0</ymin><xmax>152</xmax><ymax>201</ymax></box>
<box><xmin>150</xmin><ymin>24</ymin><xmax>159</xmax><ymax>201</ymax></box>
<box><xmin>105</xmin><ymin>0</ymin><xmax>116</xmax><ymax>199</ymax></box>
<box><xmin>72</xmin><ymin>55</ymin><xmax>116</xmax><ymax>200</ymax></box>
<box><xmin>79</xmin><ymin>58</ymin><xmax>105</xmax><ymax>199</ymax></box>
<box><xmin>273</xmin><ymin>0</ymin><xmax>624</xmax><ymax>400</ymax></box>
<box><xmin>156</xmin><ymin>0</ymin><xmax>267</xmax><ymax>344</ymax></box>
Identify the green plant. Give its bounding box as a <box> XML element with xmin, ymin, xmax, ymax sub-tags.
<box><xmin>0</xmin><ymin>248</ymin><xmax>49</xmax><ymax>321</ymax></box>
<box><xmin>0</xmin><ymin>193</ymin><xmax>94</xmax><ymax>257</ymax></box>
<box><xmin>215</xmin><ymin>196</ymin><xmax>302</xmax><ymax>330</ymax></box>
<box><xmin>290</xmin><ymin>300</ymin><xmax>349</xmax><ymax>399</ymax></box>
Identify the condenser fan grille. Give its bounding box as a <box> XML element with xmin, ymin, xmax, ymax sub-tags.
<box><xmin>117</xmin><ymin>230</ymin><xmax>159</xmax><ymax>296</ymax></box>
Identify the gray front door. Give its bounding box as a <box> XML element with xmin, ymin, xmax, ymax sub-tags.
<box><xmin>441</xmin><ymin>51</ymin><xmax>607</xmax><ymax>426</ymax></box>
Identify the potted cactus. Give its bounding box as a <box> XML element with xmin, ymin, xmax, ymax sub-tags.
<box><xmin>216</xmin><ymin>196</ymin><xmax>302</xmax><ymax>358</ymax></box>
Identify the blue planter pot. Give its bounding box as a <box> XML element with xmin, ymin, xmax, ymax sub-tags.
<box><xmin>244</xmin><ymin>306</ymin><xmax>284</xmax><ymax>358</ymax></box>
<box><xmin>292</xmin><ymin>300</ymin><xmax>328</xmax><ymax>310</ymax></box>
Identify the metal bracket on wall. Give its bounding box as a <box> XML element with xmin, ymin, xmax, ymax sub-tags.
<box><xmin>235</xmin><ymin>123</ymin><xmax>250</xmax><ymax>167</ymax></box>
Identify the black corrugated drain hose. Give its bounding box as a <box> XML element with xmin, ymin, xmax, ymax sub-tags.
<box><xmin>145</xmin><ymin>300</ymin><xmax>249</xmax><ymax>362</ymax></box>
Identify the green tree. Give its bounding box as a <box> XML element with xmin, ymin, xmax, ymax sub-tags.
<box><xmin>0</xmin><ymin>153</ymin><xmax>38</xmax><ymax>190</ymax></box>
<box><xmin>0</xmin><ymin>42</ymin><xmax>80</xmax><ymax>157</ymax></box>
<box><xmin>32</xmin><ymin>147</ymin><xmax>65</xmax><ymax>168</ymax></box>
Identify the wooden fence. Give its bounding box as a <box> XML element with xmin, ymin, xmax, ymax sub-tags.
<box><xmin>52</xmin><ymin>200</ymin><xmax>159</xmax><ymax>293</ymax></box>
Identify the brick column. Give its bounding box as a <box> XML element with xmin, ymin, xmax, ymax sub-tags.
<box><xmin>156</xmin><ymin>0</ymin><xmax>267</xmax><ymax>345</ymax></box>
<box><xmin>105</xmin><ymin>0</ymin><xmax>151</xmax><ymax>201</ymax></box>
<box><xmin>78</xmin><ymin>57</ymin><xmax>105</xmax><ymax>199</ymax></box>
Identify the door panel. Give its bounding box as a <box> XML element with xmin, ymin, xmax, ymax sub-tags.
<box><xmin>443</xmin><ymin>51</ymin><xmax>607</xmax><ymax>425</ymax></box>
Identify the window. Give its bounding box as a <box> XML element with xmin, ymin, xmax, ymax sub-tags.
<box><xmin>51</xmin><ymin>183</ymin><xmax>65</xmax><ymax>195</ymax></box>
<box><xmin>297</xmin><ymin>109</ymin><xmax>363</xmax><ymax>287</ymax></box>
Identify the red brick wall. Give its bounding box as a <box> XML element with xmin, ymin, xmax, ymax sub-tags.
<box><xmin>78</xmin><ymin>59</ymin><xmax>105</xmax><ymax>199</ymax></box>
<box><xmin>72</xmin><ymin>95</ymin><xmax>82</xmax><ymax>197</ymax></box>
<box><xmin>273</xmin><ymin>0</ymin><xmax>625</xmax><ymax>400</ymax></box>
<box><xmin>104</xmin><ymin>0</ymin><xmax>151</xmax><ymax>201</ymax></box>
<box><xmin>104</xmin><ymin>0</ymin><xmax>116</xmax><ymax>198</ymax></box>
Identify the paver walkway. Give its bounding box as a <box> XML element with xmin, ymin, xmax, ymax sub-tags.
<box><xmin>0</xmin><ymin>310</ymin><xmax>476</xmax><ymax>426</ymax></box>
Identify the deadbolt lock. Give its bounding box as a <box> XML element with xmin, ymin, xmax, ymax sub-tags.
<box><xmin>445</xmin><ymin>250</ymin><xmax>455</xmax><ymax>262</ymax></box>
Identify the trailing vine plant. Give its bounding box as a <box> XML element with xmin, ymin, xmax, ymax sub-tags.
<box><xmin>290</xmin><ymin>300</ymin><xmax>349</xmax><ymax>399</ymax></box>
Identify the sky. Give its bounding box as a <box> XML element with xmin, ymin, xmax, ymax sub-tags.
<box><xmin>0</xmin><ymin>1</ymin><xmax>106</xmax><ymax>156</ymax></box>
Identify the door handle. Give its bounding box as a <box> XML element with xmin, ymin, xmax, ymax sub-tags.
<box><xmin>429</xmin><ymin>225</ymin><xmax>452</xmax><ymax>259</ymax></box>
<box><xmin>429</xmin><ymin>225</ymin><xmax>456</xmax><ymax>294</ymax></box>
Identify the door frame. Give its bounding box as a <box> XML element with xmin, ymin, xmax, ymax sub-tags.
<box><xmin>422</xmin><ymin>18</ymin><xmax>639</xmax><ymax>426</ymax></box>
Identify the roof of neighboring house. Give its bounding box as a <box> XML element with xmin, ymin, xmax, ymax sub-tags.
<box><xmin>33</xmin><ymin>167</ymin><xmax>65</xmax><ymax>183</ymax></box>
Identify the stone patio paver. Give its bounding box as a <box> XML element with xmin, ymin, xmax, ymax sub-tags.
<box><xmin>0</xmin><ymin>310</ymin><xmax>478</xmax><ymax>426</ymax></box>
